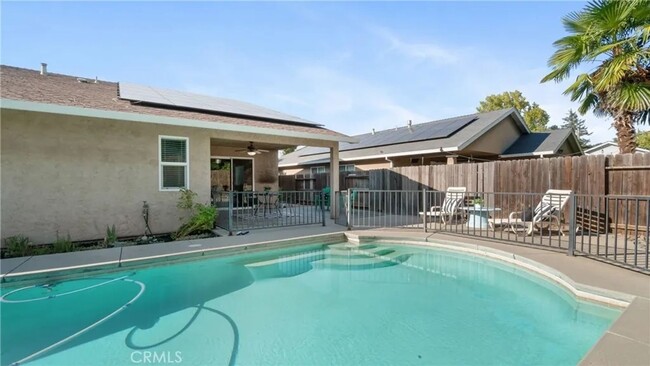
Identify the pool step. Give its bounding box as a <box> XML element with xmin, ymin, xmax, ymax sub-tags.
<box><xmin>244</xmin><ymin>251</ymin><xmax>325</xmax><ymax>280</ymax></box>
<box><xmin>243</xmin><ymin>243</ymin><xmax>412</xmax><ymax>278</ymax></box>
<box><xmin>314</xmin><ymin>246</ymin><xmax>412</xmax><ymax>270</ymax></box>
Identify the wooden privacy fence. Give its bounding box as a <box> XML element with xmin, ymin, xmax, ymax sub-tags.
<box><xmin>279</xmin><ymin>153</ymin><xmax>650</xmax><ymax>229</ymax></box>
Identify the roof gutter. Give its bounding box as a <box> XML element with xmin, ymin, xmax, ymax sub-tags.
<box><xmin>1</xmin><ymin>98</ymin><xmax>358</xmax><ymax>144</ymax></box>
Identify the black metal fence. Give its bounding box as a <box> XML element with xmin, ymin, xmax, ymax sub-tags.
<box><xmin>213</xmin><ymin>191</ymin><xmax>326</xmax><ymax>235</ymax></box>
<box><xmin>339</xmin><ymin>189</ymin><xmax>649</xmax><ymax>273</ymax></box>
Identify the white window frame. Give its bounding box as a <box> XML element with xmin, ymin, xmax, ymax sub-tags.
<box><xmin>159</xmin><ymin>135</ymin><xmax>189</xmax><ymax>191</ymax></box>
<box><xmin>340</xmin><ymin>164</ymin><xmax>355</xmax><ymax>172</ymax></box>
<box><xmin>310</xmin><ymin>166</ymin><xmax>328</xmax><ymax>175</ymax></box>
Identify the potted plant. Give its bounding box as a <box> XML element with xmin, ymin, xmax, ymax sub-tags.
<box><xmin>472</xmin><ymin>198</ymin><xmax>484</xmax><ymax>209</ymax></box>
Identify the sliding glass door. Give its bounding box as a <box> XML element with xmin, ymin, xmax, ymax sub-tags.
<box><xmin>210</xmin><ymin>157</ymin><xmax>254</xmax><ymax>192</ymax></box>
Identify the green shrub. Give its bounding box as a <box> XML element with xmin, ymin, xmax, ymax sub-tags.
<box><xmin>174</xmin><ymin>188</ymin><xmax>217</xmax><ymax>239</ymax></box>
<box><xmin>105</xmin><ymin>225</ymin><xmax>118</xmax><ymax>247</ymax></box>
<box><xmin>33</xmin><ymin>246</ymin><xmax>53</xmax><ymax>255</ymax></box>
<box><xmin>53</xmin><ymin>233</ymin><xmax>75</xmax><ymax>253</ymax></box>
<box><xmin>4</xmin><ymin>235</ymin><xmax>32</xmax><ymax>257</ymax></box>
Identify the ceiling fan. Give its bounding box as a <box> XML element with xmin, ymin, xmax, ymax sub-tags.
<box><xmin>236</xmin><ymin>142</ymin><xmax>269</xmax><ymax>156</ymax></box>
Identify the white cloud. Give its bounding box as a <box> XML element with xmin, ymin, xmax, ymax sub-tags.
<box><xmin>371</xmin><ymin>26</ymin><xmax>458</xmax><ymax>64</ymax></box>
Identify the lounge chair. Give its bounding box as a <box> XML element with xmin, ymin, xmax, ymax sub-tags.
<box><xmin>490</xmin><ymin>189</ymin><xmax>571</xmax><ymax>236</ymax></box>
<box><xmin>419</xmin><ymin>187</ymin><xmax>467</xmax><ymax>225</ymax></box>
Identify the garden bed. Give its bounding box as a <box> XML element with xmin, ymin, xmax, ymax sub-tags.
<box><xmin>1</xmin><ymin>231</ymin><xmax>220</xmax><ymax>259</ymax></box>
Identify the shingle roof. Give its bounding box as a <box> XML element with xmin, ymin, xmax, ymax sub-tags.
<box><xmin>280</xmin><ymin>108</ymin><xmax>523</xmax><ymax>166</ymax></box>
<box><xmin>500</xmin><ymin>129</ymin><xmax>575</xmax><ymax>157</ymax></box>
<box><xmin>0</xmin><ymin>65</ymin><xmax>349</xmax><ymax>140</ymax></box>
<box><xmin>118</xmin><ymin>81</ymin><xmax>319</xmax><ymax>126</ymax></box>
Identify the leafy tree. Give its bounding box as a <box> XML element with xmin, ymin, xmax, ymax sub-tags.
<box><xmin>282</xmin><ymin>146</ymin><xmax>297</xmax><ymax>155</ymax></box>
<box><xmin>541</xmin><ymin>0</ymin><xmax>650</xmax><ymax>153</ymax></box>
<box><xmin>476</xmin><ymin>90</ymin><xmax>550</xmax><ymax>131</ymax></box>
<box><xmin>638</xmin><ymin>131</ymin><xmax>650</xmax><ymax>149</ymax></box>
<box><xmin>561</xmin><ymin>109</ymin><xmax>592</xmax><ymax>148</ymax></box>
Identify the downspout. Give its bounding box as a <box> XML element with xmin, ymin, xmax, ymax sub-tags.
<box><xmin>385</xmin><ymin>156</ymin><xmax>394</xmax><ymax>168</ymax></box>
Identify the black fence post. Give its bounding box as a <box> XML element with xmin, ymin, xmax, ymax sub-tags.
<box><xmin>228</xmin><ymin>191</ymin><xmax>234</xmax><ymax>236</ymax></box>
<box><xmin>320</xmin><ymin>191</ymin><xmax>326</xmax><ymax>226</ymax></box>
<box><xmin>567</xmin><ymin>192</ymin><xmax>576</xmax><ymax>256</ymax></box>
<box><xmin>347</xmin><ymin>188</ymin><xmax>352</xmax><ymax>231</ymax></box>
<box><xmin>423</xmin><ymin>188</ymin><xmax>428</xmax><ymax>233</ymax></box>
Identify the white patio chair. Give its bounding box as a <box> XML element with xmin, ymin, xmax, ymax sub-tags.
<box><xmin>497</xmin><ymin>189</ymin><xmax>572</xmax><ymax>236</ymax></box>
<box><xmin>419</xmin><ymin>187</ymin><xmax>467</xmax><ymax>225</ymax></box>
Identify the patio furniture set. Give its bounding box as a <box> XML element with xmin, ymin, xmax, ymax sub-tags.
<box><xmin>419</xmin><ymin>187</ymin><xmax>572</xmax><ymax>236</ymax></box>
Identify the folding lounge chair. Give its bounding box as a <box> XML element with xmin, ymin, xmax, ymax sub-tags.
<box><xmin>419</xmin><ymin>187</ymin><xmax>467</xmax><ymax>225</ymax></box>
<box><xmin>499</xmin><ymin>189</ymin><xmax>572</xmax><ymax>236</ymax></box>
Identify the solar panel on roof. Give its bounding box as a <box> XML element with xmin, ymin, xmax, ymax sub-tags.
<box><xmin>118</xmin><ymin>82</ymin><xmax>321</xmax><ymax>127</ymax></box>
<box><xmin>336</xmin><ymin>116</ymin><xmax>477</xmax><ymax>152</ymax></box>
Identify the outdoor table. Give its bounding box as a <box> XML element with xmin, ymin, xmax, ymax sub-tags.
<box><xmin>463</xmin><ymin>207</ymin><xmax>501</xmax><ymax>229</ymax></box>
<box><xmin>254</xmin><ymin>192</ymin><xmax>281</xmax><ymax>217</ymax></box>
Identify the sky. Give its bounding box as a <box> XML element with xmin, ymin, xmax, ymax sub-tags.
<box><xmin>0</xmin><ymin>1</ymin><xmax>632</xmax><ymax>144</ymax></box>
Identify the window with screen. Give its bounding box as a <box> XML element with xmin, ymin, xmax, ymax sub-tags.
<box><xmin>310</xmin><ymin>166</ymin><xmax>328</xmax><ymax>175</ymax></box>
<box><xmin>159</xmin><ymin>136</ymin><xmax>189</xmax><ymax>190</ymax></box>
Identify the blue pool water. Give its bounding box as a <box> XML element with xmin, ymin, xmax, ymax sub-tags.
<box><xmin>1</xmin><ymin>242</ymin><xmax>621</xmax><ymax>365</ymax></box>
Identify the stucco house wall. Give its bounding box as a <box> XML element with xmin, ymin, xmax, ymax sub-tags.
<box><xmin>464</xmin><ymin>116</ymin><xmax>522</xmax><ymax>154</ymax></box>
<box><xmin>1</xmin><ymin>107</ymin><xmax>342</xmax><ymax>245</ymax></box>
<box><xmin>1</xmin><ymin>109</ymin><xmax>218</xmax><ymax>244</ymax></box>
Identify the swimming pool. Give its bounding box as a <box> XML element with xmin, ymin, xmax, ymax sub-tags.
<box><xmin>1</xmin><ymin>241</ymin><xmax>622</xmax><ymax>365</ymax></box>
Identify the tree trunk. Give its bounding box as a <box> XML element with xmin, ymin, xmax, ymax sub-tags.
<box><xmin>614</xmin><ymin>111</ymin><xmax>637</xmax><ymax>153</ymax></box>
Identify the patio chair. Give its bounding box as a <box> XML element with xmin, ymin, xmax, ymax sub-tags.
<box><xmin>314</xmin><ymin>187</ymin><xmax>331</xmax><ymax>210</ymax></box>
<box><xmin>497</xmin><ymin>189</ymin><xmax>572</xmax><ymax>236</ymax></box>
<box><xmin>420</xmin><ymin>187</ymin><xmax>467</xmax><ymax>225</ymax></box>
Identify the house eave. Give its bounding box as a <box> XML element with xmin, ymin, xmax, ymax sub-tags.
<box><xmin>1</xmin><ymin>98</ymin><xmax>358</xmax><ymax>144</ymax></box>
<box><xmin>499</xmin><ymin>150</ymin><xmax>557</xmax><ymax>159</ymax></box>
<box><xmin>278</xmin><ymin>146</ymin><xmax>460</xmax><ymax>167</ymax></box>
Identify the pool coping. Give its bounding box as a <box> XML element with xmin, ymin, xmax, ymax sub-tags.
<box><xmin>0</xmin><ymin>232</ymin><xmax>347</xmax><ymax>285</ymax></box>
<box><xmin>345</xmin><ymin>233</ymin><xmax>633</xmax><ymax>308</ymax></box>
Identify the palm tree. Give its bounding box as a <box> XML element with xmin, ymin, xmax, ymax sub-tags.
<box><xmin>541</xmin><ymin>0</ymin><xmax>650</xmax><ymax>153</ymax></box>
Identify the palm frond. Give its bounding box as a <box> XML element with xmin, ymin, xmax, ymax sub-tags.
<box><xmin>608</xmin><ymin>83</ymin><xmax>650</xmax><ymax>113</ymax></box>
<box><xmin>637</xmin><ymin>109</ymin><xmax>650</xmax><ymax>125</ymax></box>
<box><xmin>577</xmin><ymin>92</ymin><xmax>601</xmax><ymax>115</ymax></box>
<box><xmin>564</xmin><ymin>73</ymin><xmax>594</xmax><ymax>102</ymax></box>
<box><xmin>594</xmin><ymin>49</ymin><xmax>649</xmax><ymax>91</ymax></box>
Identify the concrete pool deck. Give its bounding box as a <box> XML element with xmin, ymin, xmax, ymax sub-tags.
<box><xmin>1</xmin><ymin>224</ymin><xmax>648</xmax><ymax>365</ymax></box>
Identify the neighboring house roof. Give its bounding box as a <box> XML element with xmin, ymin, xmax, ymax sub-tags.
<box><xmin>499</xmin><ymin>128</ymin><xmax>580</xmax><ymax>158</ymax></box>
<box><xmin>280</xmin><ymin>108</ymin><xmax>529</xmax><ymax>167</ymax></box>
<box><xmin>584</xmin><ymin>141</ymin><xmax>650</xmax><ymax>154</ymax></box>
<box><xmin>0</xmin><ymin>65</ymin><xmax>354</xmax><ymax>143</ymax></box>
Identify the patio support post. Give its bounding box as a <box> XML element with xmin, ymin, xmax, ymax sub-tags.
<box><xmin>330</xmin><ymin>145</ymin><xmax>340</xmax><ymax>219</ymax></box>
<box><xmin>228</xmin><ymin>191</ymin><xmax>234</xmax><ymax>236</ymax></box>
<box><xmin>567</xmin><ymin>192</ymin><xmax>576</xmax><ymax>256</ymax></box>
